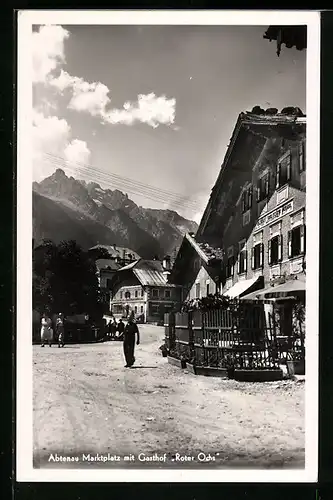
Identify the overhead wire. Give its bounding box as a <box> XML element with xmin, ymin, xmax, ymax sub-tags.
<box><xmin>42</xmin><ymin>152</ymin><xmax>201</xmax><ymax>214</ymax></box>
<box><xmin>43</xmin><ymin>155</ymin><xmax>199</xmax><ymax>216</ymax></box>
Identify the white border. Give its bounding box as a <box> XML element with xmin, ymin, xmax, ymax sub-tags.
<box><xmin>17</xmin><ymin>10</ymin><xmax>320</xmax><ymax>483</ymax></box>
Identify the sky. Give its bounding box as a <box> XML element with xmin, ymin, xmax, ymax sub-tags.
<box><xmin>32</xmin><ymin>24</ymin><xmax>306</xmax><ymax>223</ymax></box>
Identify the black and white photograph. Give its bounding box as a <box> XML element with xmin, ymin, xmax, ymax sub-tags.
<box><xmin>17</xmin><ymin>10</ymin><xmax>319</xmax><ymax>482</ymax></box>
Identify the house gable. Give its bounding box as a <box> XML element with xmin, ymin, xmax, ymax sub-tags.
<box><xmin>196</xmin><ymin>110</ymin><xmax>306</xmax><ymax>262</ymax></box>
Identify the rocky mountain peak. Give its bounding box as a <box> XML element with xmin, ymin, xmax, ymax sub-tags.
<box><xmin>33</xmin><ymin>169</ymin><xmax>199</xmax><ymax>257</ymax></box>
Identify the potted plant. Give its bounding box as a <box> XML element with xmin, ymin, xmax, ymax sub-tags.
<box><xmin>286</xmin><ymin>348</ymin><xmax>305</xmax><ymax>376</ymax></box>
<box><xmin>167</xmin><ymin>347</ymin><xmax>186</xmax><ymax>369</ymax></box>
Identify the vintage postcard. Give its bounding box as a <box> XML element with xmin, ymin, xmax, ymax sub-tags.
<box><xmin>16</xmin><ymin>10</ymin><xmax>320</xmax><ymax>482</ymax></box>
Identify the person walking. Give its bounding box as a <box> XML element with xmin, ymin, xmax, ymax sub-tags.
<box><xmin>123</xmin><ymin>315</ymin><xmax>140</xmax><ymax>368</ymax></box>
<box><xmin>56</xmin><ymin>313</ymin><xmax>65</xmax><ymax>348</ymax></box>
<box><xmin>40</xmin><ymin>312</ymin><xmax>53</xmax><ymax>347</ymax></box>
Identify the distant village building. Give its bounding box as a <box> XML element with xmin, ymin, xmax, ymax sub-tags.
<box><xmin>109</xmin><ymin>257</ymin><xmax>181</xmax><ymax>323</ymax></box>
<box><xmin>89</xmin><ymin>244</ymin><xmax>140</xmax><ymax>263</ymax></box>
<box><xmin>90</xmin><ymin>244</ymin><xmax>140</xmax><ymax>312</ymax></box>
<box><xmin>170</xmin><ymin>106</ymin><xmax>306</xmax><ymax>303</ymax></box>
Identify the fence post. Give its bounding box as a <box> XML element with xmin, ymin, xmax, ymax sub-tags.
<box><xmin>165</xmin><ymin>313</ymin><xmax>173</xmax><ymax>351</ymax></box>
<box><xmin>188</xmin><ymin>310</ymin><xmax>194</xmax><ymax>363</ymax></box>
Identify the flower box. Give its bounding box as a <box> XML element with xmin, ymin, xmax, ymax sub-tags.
<box><xmin>233</xmin><ymin>368</ymin><xmax>283</xmax><ymax>382</ymax></box>
<box><xmin>186</xmin><ymin>364</ymin><xmax>228</xmax><ymax>378</ymax></box>
<box><xmin>286</xmin><ymin>360</ymin><xmax>305</xmax><ymax>376</ymax></box>
<box><xmin>185</xmin><ymin>363</ymin><xmax>196</xmax><ymax>374</ymax></box>
<box><xmin>167</xmin><ymin>355</ymin><xmax>186</xmax><ymax>369</ymax></box>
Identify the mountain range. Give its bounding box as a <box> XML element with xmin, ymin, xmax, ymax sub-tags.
<box><xmin>32</xmin><ymin>169</ymin><xmax>198</xmax><ymax>259</ymax></box>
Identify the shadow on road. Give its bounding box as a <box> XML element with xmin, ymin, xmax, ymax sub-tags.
<box><xmin>129</xmin><ymin>366</ymin><xmax>159</xmax><ymax>369</ymax></box>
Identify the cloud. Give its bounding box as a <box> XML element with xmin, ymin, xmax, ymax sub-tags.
<box><xmin>32</xmin><ymin>110</ymin><xmax>91</xmax><ymax>181</ymax></box>
<box><xmin>32</xmin><ymin>24</ymin><xmax>177</xmax><ymax>184</ymax></box>
<box><xmin>49</xmin><ymin>67</ymin><xmax>176</xmax><ymax>128</ymax></box>
<box><xmin>32</xmin><ymin>25</ymin><xmax>69</xmax><ymax>83</ymax></box>
<box><xmin>36</xmin><ymin>24</ymin><xmax>176</xmax><ymax>129</ymax></box>
<box><xmin>64</xmin><ymin>139</ymin><xmax>91</xmax><ymax>165</ymax></box>
<box><xmin>103</xmin><ymin>93</ymin><xmax>176</xmax><ymax>128</ymax></box>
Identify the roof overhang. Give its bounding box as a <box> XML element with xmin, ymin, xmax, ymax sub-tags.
<box><xmin>263</xmin><ymin>25</ymin><xmax>307</xmax><ymax>56</ymax></box>
<box><xmin>223</xmin><ymin>275</ymin><xmax>264</xmax><ymax>299</ymax></box>
<box><xmin>242</xmin><ymin>274</ymin><xmax>305</xmax><ymax>300</ymax></box>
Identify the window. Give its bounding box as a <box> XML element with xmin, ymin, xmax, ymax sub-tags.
<box><xmin>150</xmin><ymin>304</ymin><xmax>160</xmax><ymax>316</ymax></box>
<box><xmin>165</xmin><ymin>289</ymin><xmax>171</xmax><ymax>299</ymax></box>
<box><xmin>140</xmin><ymin>305</ymin><xmax>144</xmax><ymax>314</ymax></box>
<box><xmin>242</xmin><ymin>185</ymin><xmax>253</xmax><ymax>213</ymax></box>
<box><xmin>141</xmin><ymin>288</ymin><xmax>144</xmax><ymax>297</ymax></box>
<box><xmin>251</xmin><ymin>243</ymin><xmax>264</xmax><ymax>270</ymax></box>
<box><xmin>206</xmin><ymin>283</ymin><xmax>210</xmax><ymax>296</ymax></box>
<box><xmin>288</xmin><ymin>225</ymin><xmax>305</xmax><ymax>258</ymax></box>
<box><xmin>195</xmin><ymin>283</ymin><xmax>201</xmax><ymax>299</ymax></box>
<box><xmin>268</xmin><ymin>235</ymin><xmax>283</xmax><ymax>266</ymax></box>
<box><xmin>152</xmin><ymin>289</ymin><xmax>159</xmax><ymax>298</ymax></box>
<box><xmin>134</xmin><ymin>306</ymin><xmax>137</xmax><ymax>314</ymax></box>
<box><xmin>256</xmin><ymin>172</ymin><xmax>270</xmax><ymax>202</ymax></box>
<box><xmin>135</xmin><ymin>290</ymin><xmax>138</xmax><ymax>298</ymax></box>
<box><xmin>113</xmin><ymin>304</ymin><xmax>123</xmax><ymax>314</ymax></box>
<box><xmin>237</xmin><ymin>250</ymin><xmax>248</xmax><ymax>275</ymax></box>
<box><xmin>124</xmin><ymin>291</ymin><xmax>131</xmax><ymax>299</ymax></box>
<box><xmin>120</xmin><ymin>291</ymin><xmax>123</xmax><ymax>299</ymax></box>
<box><xmin>276</xmin><ymin>152</ymin><xmax>291</xmax><ymax>188</ymax></box>
<box><xmin>226</xmin><ymin>256</ymin><xmax>235</xmax><ymax>278</ymax></box>
<box><xmin>299</xmin><ymin>142</ymin><xmax>306</xmax><ymax>172</ymax></box>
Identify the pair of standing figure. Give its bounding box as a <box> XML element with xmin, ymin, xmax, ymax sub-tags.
<box><xmin>40</xmin><ymin>312</ymin><xmax>65</xmax><ymax>347</ymax></box>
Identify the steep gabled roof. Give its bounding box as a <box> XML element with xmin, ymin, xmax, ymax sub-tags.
<box><xmin>197</xmin><ymin>108</ymin><xmax>306</xmax><ymax>237</ymax></box>
<box><xmin>118</xmin><ymin>259</ymin><xmax>178</xmax><ymax>288</ymax></box>
<box><xmin>184</xmin><ymin>233</ymin><xmax>224</xmax><ymax>265</ymax></box>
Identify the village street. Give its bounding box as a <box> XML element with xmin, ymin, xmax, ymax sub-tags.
<box><xmin>33</xmin><ymin>325</ymin><xmax>305</xmax><ymax>469</ymax></box>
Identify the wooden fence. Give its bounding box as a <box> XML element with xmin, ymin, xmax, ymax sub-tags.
<box><xmin>164</xmin><ymin>299</ymin><xmax>305</xmax><ymax>370</ymax></box>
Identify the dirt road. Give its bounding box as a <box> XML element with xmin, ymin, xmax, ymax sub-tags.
<box><xmin>33</xmin><ymin>325</ymin><xmax>304</xmax><ymax>469</ymax></box>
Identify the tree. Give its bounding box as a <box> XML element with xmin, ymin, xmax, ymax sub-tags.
<box><xmin>33</xmin><ymin>239</ymin><xmax>103</xmax><ymax>320</ymax></box>
<box><xmin>33</xmin><ymin>240</ymin><xmax>58</xmax><ymax>314</ymax></box>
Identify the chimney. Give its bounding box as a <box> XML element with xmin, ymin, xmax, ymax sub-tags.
<box><xmin>162</xmin><ymin>255</ymin><xmax>171</xmax><ymax>271</ymax></box>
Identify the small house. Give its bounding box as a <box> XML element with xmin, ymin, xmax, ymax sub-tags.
<box><xmin>109</xmin><ymin>257</ymin><xmax>181</xmax><ymax>323</ymax></box>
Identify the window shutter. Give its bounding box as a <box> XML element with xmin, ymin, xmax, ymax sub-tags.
<box><xmin>265</xmin><ymin>173</ymin><xmax>270</xmax><ymax>197</ymax></box>
<box><xmin>287</xmin><ymin>154</ymin><xmax>292</xmax><ymax>181</ymax></box>
<box><xmin>237</xmin><ymin>255</ymin><xmax>241</xmax><ymax>274</ymax></box>
<box><xmin>299</xmin><ymin>143</ymin><xmax>303</xmax><ymax>172</ymax></box>
<box><xmin>276</xmin><ymin>163</ymin><xmax>281</xmax><ymax>188</ymax></box>
<box><xmin>300</xmin><ymin>225</ymin><xmax>305</xmax><ymax>254</ymax></box>
<box><xmin>231</xmin><ymin>257</ymin><xmax>235</xmax><ymax>276</ymax></box>
<box><xmin>251</xmin><ymin>247</ymin><xmax>255</xmax><ymax>270</ymax></box>
<box><xmin>259</xmin><ymin>243</ymin><xmax>264</xmax><ymax>268</ymax></box>
<box><xmin>256</xmin><ymin>183</ymin><xmax>261</xmax><ymax>202</ymax></box>
<box><xmin>244</xmin><ymin>251</ymin><xmax>248</xmax><ymax>273</ymax></box>
<box><xmin>268</xmin><ymin>239</ymin><xmax>272</xmax><ymax>265</ymax></box>
<box><xmin>248</xmin><ymin>186</ymin><xmax>253</xmax><ymax>208</ymax></box>
<box><xmin>278</xmin><ymin>234</ymin><xmax>283</xmax><ymax>261</ymax></box>
<box><xmin>288</xmin><ymin>230</ymin><xmax>292</xmax><ymax>258</ymax></box>
<box><xmin>242</xmin><ymin>192</ymin><xmax>246</xmax><ymax>212</ymax></box>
